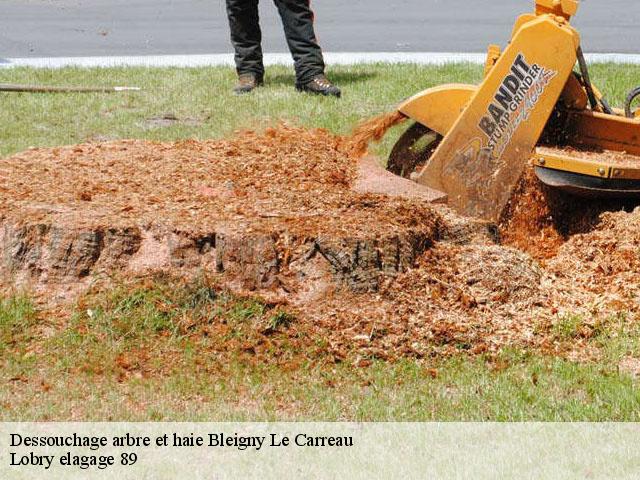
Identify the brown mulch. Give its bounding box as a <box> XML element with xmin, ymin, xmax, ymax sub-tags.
<box><xmin>499</xmin><ymin>167</ymin><xmax>634</xmax><ymax>260</ymax></box>
<box><xmin>0</xmin><ymin>123</ymin><xmax>433</xmax><ymax>238</ymax></box>
<box><xmin>303</xmin><ymin>201</ymin><xmax>640</xmax><ymax>362</ymax></box>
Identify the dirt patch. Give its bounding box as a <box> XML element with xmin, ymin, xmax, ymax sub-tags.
<box><xmin>143</xmin><ymin>113</ymin><xmax>204</xmax><ymax>129</ymax></box>
<box><xmin>619</xmin><ymin>356</ymin><xmax>640</xmax><ymax>379</ymax></box>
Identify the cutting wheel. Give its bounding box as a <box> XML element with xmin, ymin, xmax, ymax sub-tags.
<box><xmin>387</xmin><ymin>123</ymin><xmax>442</xmax><ymax>179</ymax></box>
<box><xmin>535</xmin><ymin>166</ymin><xmax>640</xmax><ymax>198</ymax></box>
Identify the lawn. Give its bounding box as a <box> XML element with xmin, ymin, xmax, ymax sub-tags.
<box><xmin>1</xmin><ymin>63</ymin><xmax>640</xmax><ymax>421</ymax></box>
<box><xmin>4</xmin><ymin>62</ymin><xmax>478</xmax><ymax>158</ymax></box>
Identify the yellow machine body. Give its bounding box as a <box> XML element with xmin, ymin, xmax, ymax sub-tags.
<box><xmin>399</xmin><ymin>84</ymin><xmax>476</xmax><ymax>136</ymax></box>
<box><xmin>395</xmin><ymin>0</ymin><xmax>640</xmax><ymax>221</ymax></box>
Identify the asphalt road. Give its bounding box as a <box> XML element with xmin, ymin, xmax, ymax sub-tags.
<box><xmin>1</xmin><ymin>0</ymin><xmax>638</xmax><ymax>58</ymax></box>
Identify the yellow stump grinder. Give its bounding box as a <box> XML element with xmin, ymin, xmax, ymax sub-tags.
<box><xmin>388</xmin><ymin>0</ymin><xmax>640</xmax><ymax>221</ymax></box>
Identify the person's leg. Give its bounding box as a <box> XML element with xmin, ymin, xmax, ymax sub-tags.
<box><xmin>272</xmin><ymin>0</ymin><xmax>325</xmax><ymax>85</ymax></box>
<box><xmin>226</xmin><ymin>0</ymin><xmax>265</xmax><ymax>79</ymax></box>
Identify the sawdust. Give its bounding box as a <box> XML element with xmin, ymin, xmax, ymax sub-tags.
<box><xmin>499</xmin><ymin>167</ymin><xmax>634</xmax><ymax>260</ymax></box>
<box><xmin>502</xmin><ymin>138</ymin><xmax>640</xmax><ymax>260</ymax></box>
<box><xmin>538</xmin><ymin>145</ymin><xmax>640</xmax><ymax>166</ymax></box>
<box><xmin>304</xmin><ymin>201</ymin><xmax>640</xmax><ymax>361</ymax></box>
<box><xmin>3</xmin><ymin>115</ymin><xmax>640</xmax><ymax>362</ymax></box>
<box><xmin>499</xmin><ymin>169</ymin><xmax>566</xmax><ymax>259</ymax></box>
<box><xmin>344</xmin><ymin>111</ymin><xmax>407</xmax><ymax>157</ymax></box>
<box><xmin>548</xmin><ymin>208</ymin><xmax>640</xmax><ymax>301</ymax></box>
<box><xmin>0</xmin><ymin>124</ymin><xmax>431</xmax><ymax>238</ymax></box>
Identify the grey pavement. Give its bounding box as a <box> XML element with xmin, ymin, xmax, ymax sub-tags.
<box><xmin>1</xmin><ymin>0</ymin><xmax>638</xmax><ymax>59</ymax></box>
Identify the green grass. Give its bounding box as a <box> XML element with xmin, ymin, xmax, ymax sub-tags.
<box><xmin>0</xmin><ymin>295</ymin><xmax>37</xmax><ymax>351</ymax></box>
<box><xmin>0</xmin><ymin>63</ymin><xmax>486</xmax><ymax>158</ymax></box>
<box><xmin>2</xmin><ymin>63</ymin><xmax>639</xmax><ymax>159</ymax></box>
<box><xmin>2</xmin><ymin>63</ymin><xmax>640</xmax><ymax>421</ymax></box>
<box><xmin>1</xmin><ymin>281</ymin><xmax>639</xmax><ymax>421</ymax></box>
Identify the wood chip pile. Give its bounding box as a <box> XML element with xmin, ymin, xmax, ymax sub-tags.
<box><xmin>0</xmin><ymin>124</ymin><xmax>431</xmax><ymax>237</ymax></box>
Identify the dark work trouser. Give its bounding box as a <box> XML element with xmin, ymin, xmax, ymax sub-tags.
<box><xmin>225</xmin><ymin>0</ymin><xmax>326</xmax><ymax>84</ymax></box>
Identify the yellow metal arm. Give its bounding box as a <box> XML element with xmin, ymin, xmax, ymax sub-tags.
<box><xmin>535</xmin><ymin>0</ymin><xmax>579</xmax><ymax>19</ymax></box>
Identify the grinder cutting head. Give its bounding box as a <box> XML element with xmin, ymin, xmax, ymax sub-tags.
<box><xmin>387</xmin><ymin>0</ymin><xmax>640</xmax><ymax>221</ymax></box>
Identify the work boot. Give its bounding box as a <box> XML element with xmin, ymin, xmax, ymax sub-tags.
<box><xmin>296</xmin><ymin>74</ymin><xmax>341</xmax><ymax>98</ymax></box>
<box><xmin>233</xmin><ymin>73</ymin><xmax>263</xmax><ymax>95</ymax></box>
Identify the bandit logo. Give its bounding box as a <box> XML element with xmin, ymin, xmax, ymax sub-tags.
<box><xmin>477</xmin><ymin>53</ymin><xmax>557</xmax><ymax>160</ymax></box>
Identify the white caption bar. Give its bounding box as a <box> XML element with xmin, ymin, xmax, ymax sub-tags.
<box><xmin>2</xmin><ymin>423</ymin><xmax>640</xmax><ymax>479</ymax></box>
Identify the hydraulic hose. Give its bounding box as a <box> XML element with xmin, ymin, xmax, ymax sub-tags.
<box><xmin>576</xmin><ymin>46</ymin><xmax>613</xmax><ymax>115</ymax></box>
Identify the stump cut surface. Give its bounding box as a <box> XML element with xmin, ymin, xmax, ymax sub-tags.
<box><xmin>0</xmin><ymin>125</ymin><xmax>441</xmax><ymax>298</ymax></box>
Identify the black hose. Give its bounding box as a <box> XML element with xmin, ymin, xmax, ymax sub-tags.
<box><xmin>576</xmin><ymin>47</ymin><xmax>613</xmax><ymax>115</ymax></box>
